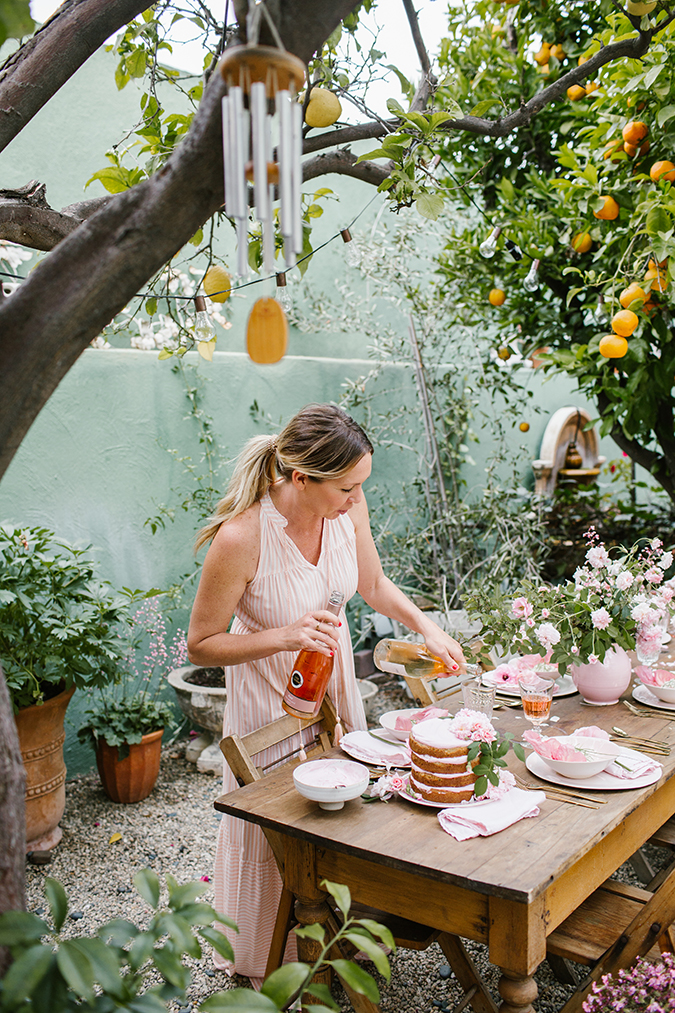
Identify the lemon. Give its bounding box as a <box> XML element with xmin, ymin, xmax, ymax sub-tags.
<box><xmin>204</xmin><ymin>265</ymin><xmax>231</xmax><ymax>303</ymax></box>
<box><xmin>567</xmin><ymin>85</ymin><xmax>586</xmax><ymax>101</ymax></box>
<box><xmin>519</xmin><ymin>422</ymin><xmax>530</xmax><ymax>432</ymax></box>
<box><xmin>489</xmin><ymin>288</ymin><xmax>506</xmax><ymax>306</ymax></box>
<box><xmin>304</xmin><ymin>88</ymin><xmax>342</xmax><ymax>129</ymax></box>
<box><xmin>599</xmin><ymin>335</ymin><xmax>628</xmax><ymax>358</ymax></box>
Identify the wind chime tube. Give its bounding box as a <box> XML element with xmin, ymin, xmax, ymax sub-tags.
<box><xmin>276</xmin><ymin>89</ymin><xmax>295</xmax><ymax>267</ymax></box>
<box><xmin>250</xmin><ymin>81</ymin><xmax>269</xmax><ymax>224</ymax></box>
<box><xmin>291</xmin><ymin>100</ymin><xmax>303</xmax><ymax>255</ymax></box>
<box><xmin>229</xmin><ymin>86</ymin><xmax>247</xmax><ymax>221</ymax></box>
<box><xmin>221</xmin><ymin>94</ymin><xmax>233</xmax><ymax>215</ymax></box>
<box><xmin>260</xmin><ymin>112</ymin><xmax>274</xmax><ymax>274</ymax></box>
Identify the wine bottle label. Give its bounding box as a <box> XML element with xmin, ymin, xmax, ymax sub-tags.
<box><xmin>282</xmin><ymin>687</ymin><xmax>315</xmax><ymax>713</ymax></box>
<box><xmin>290</xmin><ymin>670</ymin><xmax>304</xmax><ymax>689</ymax></box>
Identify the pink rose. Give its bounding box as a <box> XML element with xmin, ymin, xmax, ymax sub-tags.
<box><xmin>512</xmin><ymin>596</ymin><xmax>533</xmax><ymax>619</ymax></box>
<box><xmin>646</xmin><ymin>567</ymin><xmax>664</xmax><ymax>585</ymax></box>
<box><xmin>389</xmin><ymin>775</ymin><xmax>405</xmax><ymax>791</ymax></box>
<box><xmin>591</xmin><ymin>607</ymin><xmax>611</xmax><ymax>630</ymax></box>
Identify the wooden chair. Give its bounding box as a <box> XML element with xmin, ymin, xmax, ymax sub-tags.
<box><xmin>546</xmin><ymin>861</ymin><xmax>675</xmax><ymax>1012</ymax></box>
<box><xmin>217</xmin><ymin>698</ymin><xmax>497</xmax><ymax>1013</ymax></box>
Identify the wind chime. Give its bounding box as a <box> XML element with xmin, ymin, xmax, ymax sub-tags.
<box><xmin>218</xmin><ymin>4</ymin><xmax>306</xmax><ymax>363</ymax></box>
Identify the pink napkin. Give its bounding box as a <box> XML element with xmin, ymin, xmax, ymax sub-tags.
<box><xmin>437</xmin><ymin>788</ymin><xmax>545</xmax><ymax>841</ymax></box>
<box><xmin>635</xmin><ymin>666</ymin><xmax>675</xmax><ymax>688</ymax></box>
<box><xmin>523</xmin><ymin>729</ymin><xmax>585</xmax><ymax>761</ymax></box>
<box><xmin>606</xmin><ymin>754</ymin><xmax>663</xmax><ymax>779</ymax></box>
<box><xmin>340</xmin><ymin>731</ymin><xmax>410</xmax><ymax>767</ymax></box>
<box><xmin>394</xmin><ymin>706</ymin><xmax>448</xmax><ymax>731</ymax></box>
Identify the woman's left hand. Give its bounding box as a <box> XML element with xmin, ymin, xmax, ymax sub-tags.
<box><xmin>421</xmin><ymin>626</ymin><xmax>466</xmax><ymax>675</ymax></box>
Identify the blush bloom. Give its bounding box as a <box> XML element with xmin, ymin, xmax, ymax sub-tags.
<box><xmin>511</xmin><ymin>596</ymin><xmax>533</xmax><ymax>619</ymax></box>
<box><xmin>591</xmin><ymin>607</ymin><xmax>611</xmax><ymax>630</ymax></box>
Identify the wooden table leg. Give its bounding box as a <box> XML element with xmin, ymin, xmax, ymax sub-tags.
<box><xmin>497</xmin><ymin>970</ymin><xmax>538</xmax><ymax>1013</ymax></box>
<box><xmin>284</xmin><ymin>837</ymin><xmax>332</xmax><ymax>986</ymax></box>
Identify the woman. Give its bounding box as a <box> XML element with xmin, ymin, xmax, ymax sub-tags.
<box><xmin>187</xmin><ymin>403</ymin><xmax>465</xmax><ymax>985</ymax></box>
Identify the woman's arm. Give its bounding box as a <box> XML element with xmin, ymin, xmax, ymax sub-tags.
<box><xmin>351</xmin><ymin>496</ymin><xmax>465</xmax><ymax>673</ymax></box>
<box><xmin>187</xmin><ymin>506</ymin><xmax>339</xmax><ymax>667</ymax></box>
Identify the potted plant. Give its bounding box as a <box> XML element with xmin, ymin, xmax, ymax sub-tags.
<box><xmin>0</xmin><ymin>523</ymin><xmax>142</xmax><ymax>849</ymax></box>
<box><xmin>582</xmin><ymin>953</ymin><xmax>675</xmax><ymax>1012</ymax></box>
<box><xmin>78</xmin><ymin>598</ymin><xmax>188</xmax><ymax>803</ymax></box>
<box><xmin>463</xmin><ymin>530</ymin><xmax>675</xmax><ymax>705</ymax></box>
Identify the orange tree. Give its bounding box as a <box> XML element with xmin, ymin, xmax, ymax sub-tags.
<box><xmin>410</xmin><ymin>1</ymin><xmax>675</xmax><ymax>504</ymax></box>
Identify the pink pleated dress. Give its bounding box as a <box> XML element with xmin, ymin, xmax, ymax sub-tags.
<box><xmin>213</xmin><ymin>492</ymin><xmax>367</xmax><ymax>982</ymax></box>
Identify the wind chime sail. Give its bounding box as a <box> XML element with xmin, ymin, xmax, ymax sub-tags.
<box><xmin>219</xmin><ymin>44</ymin><xmax>306</xmax><ymax>279</ymax></box>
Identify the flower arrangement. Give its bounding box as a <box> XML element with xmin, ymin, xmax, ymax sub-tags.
<box><xmin>462</xmin><ymin>530</ymin><xmax>675</xmax><ymax>672</ymax></box>
<box><xmin>582</xmin><ymin>954</ymin><xmax>675</xmax><ymax>1012</ymax></box>
<box><xmin>78</xmin><ymin>598</ymin><xmax>188</xmax><ymax>758</ymax></box>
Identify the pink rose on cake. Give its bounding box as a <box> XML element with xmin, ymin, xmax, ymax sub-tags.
<box><xmin>450</xmin><ymin>708</ymin><xmax>497</xmax><ymax>743</ymax></box>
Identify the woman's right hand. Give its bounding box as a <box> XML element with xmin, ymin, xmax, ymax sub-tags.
<box><xmin>281</xmin><ymin>610</ymin><xmax>341</xmax><ymax>657</ymax></box>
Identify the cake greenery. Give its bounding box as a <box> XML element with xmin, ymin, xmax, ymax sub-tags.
<box><xmin>469</xmin><ymin>734</ymin><xmax>525</xmax><ymax>798</ymax></box>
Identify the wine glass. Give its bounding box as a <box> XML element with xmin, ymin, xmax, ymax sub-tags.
<box><xmin>519</xmin><ymin>678</ymin><xmax>555</xmax><ymax>729</ymax></box>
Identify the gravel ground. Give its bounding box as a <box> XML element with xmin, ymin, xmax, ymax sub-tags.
<box><xmin>25</xmin><ymin>676</ymin><xmax>673</xmax><ymax>1012</ymax></box>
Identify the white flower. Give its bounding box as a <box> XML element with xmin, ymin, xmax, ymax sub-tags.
<box><xmin>631</xmin><ymin>601</ymin><xmax>656</xmax><ymax>623</ymax></box>
<box><xmin>586</xmin><ymin>545</ymin><xmax>610</xmax><ymax>569</ymax></box>
<box><xmin>659</xmin><ymin>551</ymin><xmax>673</xmax><ymax>570</ymax></box>
<box><xmin>536</xmin><ymin>622</ymin><xmax>561</xmax><ymax>649</ymax></box>
<box><xmin>615</xmin><ymin>570</ymin><xmax>634</xmax><ymax>591</ymax></box>
<box><xmin>652</xmin><ymin>537</ymin><xmax>663</xmax><ymax>550</ymax></box>
<box><xmin>591</xmin><ymin>607</ymin><xmax>611</xmax><ymax>630</ymax></box>
<box><xmin>0</xmin><ymin>242</ymin><xmax>33</xmax><ymax>270</ymax></box>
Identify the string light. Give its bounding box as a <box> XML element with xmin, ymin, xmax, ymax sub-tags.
<box><xmin>523</xmin><ymin>258</ymin><xmax>540</xmax><ymax>293</ymax></box>
<box><xmin>505</xmin><ymin>238</ymin><xmax>523</xmax><ymax>261</ymax></box>
<box><xmin>479</xmin><ymin>226</ymin><xmax>502</xmax><ymax>259</ymax></box>
<box><xmin>340</xmin><ymin>227</ymin><xmax>361</xmax><ymax>268</ymax></box>
<box><xmin>275</xmin><ymin>271</ymin><xmax>292</xmax><ymax>313</ymax></box>
<box><xmin>192</xmin><ymin>295</ymin><xmax>216</xmax><ymax>341</ymax></box>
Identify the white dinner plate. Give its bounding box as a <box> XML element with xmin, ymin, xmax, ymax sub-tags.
<box><xmin>526</xmin><ymin>748</ymin><xmax>662</xmax><ymax>790</ymax></box>
<box><xmin>485</xmin><ymin>673</ymin><xmax>577</xmax><ymax>698</ymax></box>
<box><xmin>339</xmin><ymin>730</ymin><xmax>411</xmax><ymax>768</ymax></box>
<box><xmin>396</xmin><ymin>774</ymin><xmax>496</xmax><ymax>809</ymax></box>
<box><xmin>633</xmin><ymin>684</ymin><xmax>675</xmax><ymax>711</ymax></box>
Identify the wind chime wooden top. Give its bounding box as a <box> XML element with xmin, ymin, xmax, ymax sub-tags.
<box><xmin>218</xmin><ymin>44</ymin><xmax>306</xmax><ymax>97</ymax></box>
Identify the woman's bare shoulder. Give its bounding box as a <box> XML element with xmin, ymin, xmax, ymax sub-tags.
<box><xmin>204</xmin><ymin>502</ymin><xmax>261</xmax><ymax>581</ymax></box>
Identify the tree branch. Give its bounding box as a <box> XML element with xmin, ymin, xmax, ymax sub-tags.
<box><xmin>302</xmin><ymin>118</ymin><xmax>396</xmax><ymax>153</ymax></box>
<box><xmin>596</xmin><ymin>389</ymin><xmax>675</xmax><ymax>504</ymax></box>
<box><xmin>402</xmin><ymin>0</ymin><xmax>430</xmax><ymax>76</ymax></box>
<box><xmin>0</xmin><ymin>0</ymin><xmax>153</xmax><ymax>155</ymax></box>
<box><xmin>302</xmin><ymin>148</ymin><xmax>390</xmax><ymax>186</ymax></box>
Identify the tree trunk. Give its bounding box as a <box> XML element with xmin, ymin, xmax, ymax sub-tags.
<box><xmin>0</xmin><ymin>664</ymin><xmax>26</xmax><ymax>975</ymax></box>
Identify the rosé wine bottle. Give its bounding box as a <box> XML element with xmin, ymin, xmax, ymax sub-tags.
<box><xmin>282</xmin><ymin>590</ymin><xmax>345</xmax><ymax>719</ymax></box>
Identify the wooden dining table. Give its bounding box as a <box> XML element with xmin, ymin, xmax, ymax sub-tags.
<box><xmin>214</xmin><ymin>686</ymin><xmax>675</xmax><ymax>1013</ymax></box>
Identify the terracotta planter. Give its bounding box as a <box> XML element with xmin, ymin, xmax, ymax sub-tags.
<box><xmin>571</xmin><ymin>645</ymin><xmax>632</xmax><ymax>706</ymax></box>
<box><xmin>15</xmin><ymin>684</ymin><xmax>76</xmax><ymax>851</ymax></box>
<box><xmin>95</xmin><ymin>729</ymin><xmax>164</xmax><ymax>803</ymax></box>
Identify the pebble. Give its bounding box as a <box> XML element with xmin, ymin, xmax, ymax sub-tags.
<box><xmin>24</xmin><ymin>687</ymin><xmax>674</xmax><ymax>1013</ymax></box>
<box><xmin>438</xmin><ymin>964</ymin><xmax>452</xmax><ymax>979</ymax></box>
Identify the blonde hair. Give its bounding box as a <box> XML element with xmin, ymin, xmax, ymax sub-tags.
<box><xmin>195</xmin><ymin>404</ymin><xmax>373</xmax><ymax>549</ymax></box>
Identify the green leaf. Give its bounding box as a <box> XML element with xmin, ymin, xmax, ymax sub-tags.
<box><xmin>201</xmin><ymin>989</ymin><xmax>280</xmax><ymax>1012</ymax></box>
<box><xmin>134</xmin><ymin>868</ymin><xmax>160</xmax><ymax>909</ymax></box>
<box><xmin>646</xmin><ymin>205</ymin><xmax>671</xmax><ymax>237</ymax></box>
<box><xmin>98</xmin><ymin>917</ymin><xmax>139</xmax><ymax>946</ymax></box>
<box><xmin>74</xmin><ymin>937</ymin><xmax>127</xmax><ymax>998</ymax></box>
<box><xmin>327</xmin><ymin>960</ymin><xmax>380</xmax><ymax>1002</ymax></box>
<box><xmin>126</xmin><ymin>48</ymin><xmax>147</xmax><ymax>78</ymax></box>
<box><xmin>513</xmin><ymin>742</ymin><xmax>526</xmax><ymax>762</ymax></box>
<box><xmin>0</xmin><ymin>910</ymin><xmax>51</xmax><ymax>945</ymax></box>
<box><xmin>152</xmin><ymin>943</ymin><xmax>190</xmax><ymax>989</ymax></box>
<box><xmin>260</xmin><ymin>962</ymin><xmax>310</xmax><ymax>1006</ymax></box>
<box><xmin>302</xmin><ymin>982</ymin><xmax>339</xmax><ymax>1010</ymax></box>
<box><xmin>416</xmin><ymin>193</ymin><xmax>444</xmax><ymax>220</ymax></box>
<box><xmin>321</xmin><ymin>879</ymin><xmax>350</xmax><ymax>916</ymax></box>
<box><xmin>343</xmin><ymin>932</ymin><xmax>390</xmax><ymax>979</ymax></box>
<box><xmin>145</xmin><ymin>297</ymin><xmax>157</xmax><ymax>316</ymax></box>
<box><xmin>166</xmin><ymin>874</ymin><xmax>207</xmax><ymax>908</ymax></box>
<box><xmin>56</xmin><ymin>939</ymin><xmax>95</xmax><ymax>1002</ymax></box>
<box><xmin>353</xmin><ymin>918</ymin><xmax>395</xmax><ymax>952</ymax></box>
<box><xmin>0</xmin><ymin>945</ymin><xmax>53</xmax><ymax>1007</ymax></box>
<box><xmin>657</xmin><ymin>105</ymin><xmax>675</xmax><ymax>127</ymax></box>
<box><xmin>199</xmin><ymin>926</ymin><xmax>235</xmax><ymax>963</ymax></box>
<box><xmin>294</xmin><ymin>922</ymin><xmax>326</xmax><ymax>942</ymax></box>
<box><xmin>44</xmin><ymin>877</ymin><xmax>68</xmax><ymax>933</ymax></box>
<box><xmin>115</xmin><ymin>61</ymin><xmax>130</xmax><ymax>90</ymax></box>
<box><xmin>469</xmin><ymin>99</ymin><xmax>498</xmax><ymax>117</ymax></box>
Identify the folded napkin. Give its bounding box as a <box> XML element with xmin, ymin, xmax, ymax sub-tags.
<box><xmin>340</xmin><ymin>731</ymin><xmax>410</xmax><ymax>767</ymax></box>
<box><xmin>635</xmin><ymin>665</ymin><xmax>675</xmax><ymax>688</ymax></box>
<box><xmin>437</xmin><ymin>787</ymin><xmax>545</xmax><ymax>841</ymax></box>
<box><xmin>606</xmin><ymin>753</ymin><xmax>663</xmax><ymax>779</ymax></box>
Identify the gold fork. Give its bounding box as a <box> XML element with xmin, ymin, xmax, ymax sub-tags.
<box><xmin>623</xmin><ymin>699</ymin><xmax>675</xmax><ymax>721</ymax></box>
<box><xmin>513</xmin><ymin>773</ymin><xmax>604</xmax><ymax>808</ymax></box>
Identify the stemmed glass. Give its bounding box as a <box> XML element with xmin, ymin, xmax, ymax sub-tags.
<box><xmin>519</xmin><ymin>678</ymin><xmax>555</xmax><ymax>729</ymax></box>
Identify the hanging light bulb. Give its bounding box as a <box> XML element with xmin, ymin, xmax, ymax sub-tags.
<box><xmin>523</xmin><ymin>258</ymin><xmax>540</xmax><ymax>293</ymax></box>
<box><xmin>341</xmin><ymin>228</ymin><xmax>361</xmax><ymax>268</ymax></box>
<box><xmin>219</xmin><ymin>18</ymin><xmax>306</xmax><ymax>278</ymax></box>
<box><xmin>479</xmin><ymin>226</ymin><xmax>502</xmax><ymax>259</ymax></box>
<box><xmin>193</xmin><ymin>296</ymin><xmax>217</xmax><ymax>360</ymax></box>
<box><xmin>275</xmin><ymin>272</ymin><xmax>292</xmax><ymax>313</ymax></box>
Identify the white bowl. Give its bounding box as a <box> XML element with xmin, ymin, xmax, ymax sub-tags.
<box><xmin>292</xmin><ymin>758</ymin><xmax>370</xmax><ymax>810</ymax></box>
<box><xmin>379</xmin><ymin>708</ymin><xmax>429</xmax><ymax>741</ymax></box>
<box><xmin>357</xmin><ymin>678</ymin><xmax>378</xmax><ymax>717</ymax></box>
<box><xmin>637</xmin><ymin>674</ymin><xmax>675</xmax><ymax>704</ymax></box>
<box><xmin>540</xmin><ymin>735</ymin><xmax>622</xmax><ymax>779</ymax></box>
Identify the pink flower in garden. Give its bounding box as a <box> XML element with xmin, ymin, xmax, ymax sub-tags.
<box><xmin>646</xmin><ymin>566</ymin><xmax>664</xmax><ymax>585</ymax></box>
<box><xmin>491</xmin><ymin>663</ymin><xmax>519</xmax><ymax>684</ymax></box>
<box><xmin>591</xmin><ymin>607</ymin><xmax>611</xmax><ymax>631</ymax></box>
<box><xmin>526</xmin><ymin>617</ymin><xmax>535</xmax><ymax>627</ymax></box>
<box><xmin>632</xmin><ymin>601</ymin><xmax>657</xmax><ymax>623</ymax></box>
<box><xmin>586</xmin><ymin>545</ymin><xmax>610</xmax><ymax>570</ymax></box>
<box><xmin>200</xmin><ymin>875</ymin><xmax>210</xmax><ymax>882</ymax></box>
<box><xmin>588</xmin><ymin>654</ymin><xmax>599</xmax><ymax>665</ymax></box>
<box><xmin>541</xmin><ymin>608</ymin><xmax>550</xmax><ymax>619</ymax></box>
<box><xmin>535</xmin><ymin>622</ymin><xmax>560</xmax><ymax>649</ymax></box>
<box><xmin>615</xmin><ymin>570</ymin><xmax>634</xmax><ymax>591</ymax></box>
<box><xmin>652</xmin><ymin>537</ymin><xmax>663</xmax><ymax>551</ymax></box>
<box><xmin>661</xmin><ymin>586</ymin><xmax>675</xmax><ymax>603</ymax></box>
<box><xmin>571</xmin><ymin>645</ymin><xmax>579</xmax><ymax>654</ymax></box>
<box><xmin>511</xmin><ymin>596</ymin><xmax>533</xmax><ymax>619</ymax></box>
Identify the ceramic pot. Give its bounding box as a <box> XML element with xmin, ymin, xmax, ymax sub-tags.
<box><xmin>570</xmin><ymin>645</ymin><xmax>632</xmax><ymax>706</ymax></box>
<box><xmin>95</xmin><ymin>729</ymin><xmax>163</xmax><ymax>803</ymax></box>
<box><xmin>167</xmin><ymin>665</ymin><xmax>227</xmax><ymax>737</ymax></box>
<box><xmin>15</xmin><ymin>684</ymin><xmax>76</xmax><ymax>851</ymax></box>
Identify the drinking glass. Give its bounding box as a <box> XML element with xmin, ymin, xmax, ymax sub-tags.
<box><xmin>462</xmin><ymin>678</ymin><xmax>496</xmax><ymax>719</ymax></box>
<box><xmin>519</xmin><ymin>678</ymin><xmax>554</xmax><ymax>728</ymax></box>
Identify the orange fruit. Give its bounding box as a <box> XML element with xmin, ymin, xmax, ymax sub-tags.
<box><xmin>648</xmin><ymin>257</ymin><xmax>668</xmax><ymax>269</ymax></box>
<box><xmin>577</xmin><ymin>54</ymin><xmax>589</xmax><ymax>66</ymax></box>
<box><xmin>650</xmin><ymin>160</ymin><xmax>675</xmax><ymax>182</ymax></box>
<box><xmin>644</xmin><ymin>266</ymin><xmax>668</xmax><ymax>292</ymax></box>
<box><xmin>599</xmin><ymin>335</ymin><xmax>628</xmax><ymax>358</ymax></box>
<box><xmin>619</xmin><ymin>282</ymin><xmax>646</xmax><ymax>308</ymax></box>
<box><xmin>497</xmin><ymin>346</ymin><xmax>511</xmax><ymax>360</ymax></box>
<box><xmin>622</xmin><ymin>120</ymin><xmax>649</xmax><ymax>145</ymax></box>
<box><xmin>534</xmin><ymin>43</ymin><xmax>550</xmax><ymax>65</ymax></box>
<box><xmin>489</xmin><ymin>288</ymin><xmax>506</xmax><ymax>306</ymax></box>
<box><xmin>550</xmin><ymin>44</ymin><xmax>566</xmax><ymax>60</ymax></box>
<box><xmin>594</xmin><ymin>195</ymin><xmax>620</xmax><ymax>220</ymax></box>
<box><xmin>519</xmin><ymin>422</ymin><xmax>530</xmax><ymax>432</ymax></box>
<box><xmin>571</xmin><ymin>232</ymin><xmax>592</xmax><ymax>253</ymax></box>
<box><xmin>611</xmin><ymin>309</ymin><xmax>639</xmax><ymax>336</ymax></box>
<box><xmin>624</xmin><ymin>141</ymin><xmax>638</xmax><ymax>157</ymax></box>
<box><xmin>640</xmin><ymin>139</ymin><xmax>650</xmax><ymax>155</ymax></box>
<box><xmin>585</xmin><ymin>81</ymin><xmax>599</xmax><ymax>95</ymax></box>
<box><xmin>603</xmin><ymin>140</ymin><xmax>623</xmax><ymax>162</ymax></box>
<box><xmin>567</xmin><ymin>85</ymin><xmax>586</xmax><ymax>101</ymax></box>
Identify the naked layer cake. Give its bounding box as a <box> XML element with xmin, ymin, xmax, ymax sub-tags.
<box><xmin>409</xmin><ymin>717</ymin><xmax>477</xmax><ymax>803</ymax></box>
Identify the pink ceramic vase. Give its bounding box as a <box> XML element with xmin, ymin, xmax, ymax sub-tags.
<box><xmin>570</xmin><ymin>645</ymin><xmax>632</xmax><ymax>705</ymax></box>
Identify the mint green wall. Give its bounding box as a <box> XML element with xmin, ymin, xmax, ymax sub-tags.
<box><xmin>0</xmin><ymin>40</ymin><xmax>624</xmax><ymax>774</ymax></box>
